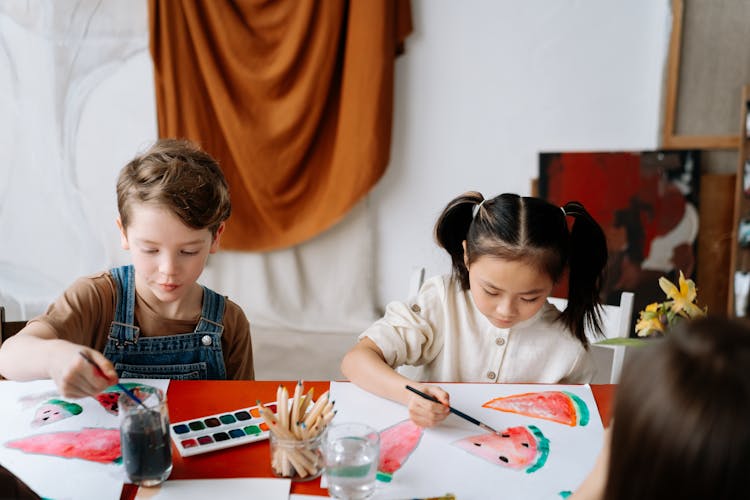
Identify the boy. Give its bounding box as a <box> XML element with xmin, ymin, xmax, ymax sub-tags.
<box><xmin>0</xmin><ymin>139</ymin><xmax>254</xmax><ymax>397</ymax></box>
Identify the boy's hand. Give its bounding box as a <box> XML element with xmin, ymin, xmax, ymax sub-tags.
<box><xmin>407</xmin><ymin>384</ymin><xmax>450</xmax><ymax>428</ymax></box>
<box><xmin>47</xmin><ymin>342</ymin><xmax>118</xmax><ymax>398</ymax></box>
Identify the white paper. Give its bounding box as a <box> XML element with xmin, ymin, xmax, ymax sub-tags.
<box><xmin>0</xmin><ymin>378</ymin><xmax>170</xmax><ymax>500</ymax></box>
<box><xmin>134</xmin><ymin>478</ymin><xmax>291</xmax><ymax>499</ymax></box>
<box><xmin>329</xmin><ymin>381</ymin><xmax>604</xmax><ymax>500</ymax></box>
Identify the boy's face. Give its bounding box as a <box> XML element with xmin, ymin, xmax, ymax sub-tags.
<box><xmin>117</xmin><ymin>203</ymin><xmax>223</xmax><ymax>306</ymax></box>
<box><xmin>465</xmin><ymin>250</ymin><xmax>553</xmax><ymax>329</ymax></box>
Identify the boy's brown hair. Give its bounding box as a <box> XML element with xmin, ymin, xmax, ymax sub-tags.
<box><xmin>117</xmin><ymin>138</ymin><xmax>231</xmax><ymax>236</ymax></box>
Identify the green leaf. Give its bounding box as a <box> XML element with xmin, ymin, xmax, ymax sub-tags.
<box><xmin>594</xmin><ymin>337</ymin><xmax>652</xmax><ymax>347</ymax></box>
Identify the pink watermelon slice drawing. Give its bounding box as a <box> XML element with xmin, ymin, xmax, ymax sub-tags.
<box><xmin>377</xmin><ymin>419</ymin><xmax>424</xmax><ymax>483</ymax></box>
<box><xmin>453</xmin><ymin>425</ymin><xmax>549</xmax><ymax>473</ymax></box>
<box><xmin>6</xmin><ymin>427</ymin><xmax>121</xmax><ymax>463</ymax></box>
<box><xmin>482</xmin><ymin>391</ymin><xmax>590</xmax><ymax>427</ymax></box>
<box><xmin>95</xmin><ymin>383</ymin><xmax>154</xmax><ymax>415</ymax></box>
<box><xmin>32</xmin><ymin>399</ymin><xmax>83</xmax><ymax>427</ymax></box>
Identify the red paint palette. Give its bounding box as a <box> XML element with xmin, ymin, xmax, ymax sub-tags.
<box><xmin>169</xmin><ymin>402</ymin><xmax>276</xmax><ymax>457</ymax></box>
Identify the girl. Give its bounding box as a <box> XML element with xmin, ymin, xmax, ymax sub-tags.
<box><xmin>341</xmin><ymin>191</ymin><xmax>608</xmax><ymax>427</ymax></box>
<box><xmin>572</xmin><ymin>316</ymin><xmax>750</xmax><ymax>500</ymax></box>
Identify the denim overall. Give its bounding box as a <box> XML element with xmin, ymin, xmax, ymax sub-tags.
<box><xmin>103</xmin><ymin>265</ymin><xmax>227</xmax><ymax>380</ymax></box>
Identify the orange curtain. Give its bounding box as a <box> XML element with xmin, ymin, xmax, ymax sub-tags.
<box><xmin>149</xmin><ymin>0</ymin><xmax>412</xmax><ymax>251</ymax></box>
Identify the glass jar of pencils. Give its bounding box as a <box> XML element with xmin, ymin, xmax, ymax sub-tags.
<box><xmin>269</xmin><ymin>432</ymin><xmax>324</xmax><ymax>481</ymax></box>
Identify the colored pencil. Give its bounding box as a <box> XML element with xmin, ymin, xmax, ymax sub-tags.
<box><xmin>261</xmin><ymin>383</ymin><xmax>338</xmax><ymax>478</ymax></box>
<box><xmin>279</xmin><ymin>385</ymin><xmax>289</xmax><ymax>431</ymax></box>
<box><xmin>298</xmin><ymin>387</ymin><xmax>315</xmax><ymax>417</ymax></box>
<box><xmin>291</xmin><ymin>380</ymin><xmax>302</xmax><ymax>437</ymax></box>
<box><xmin>303</xmin><ymin>390</ymin><xmax>329</xmax><ymax>428</ymax></box>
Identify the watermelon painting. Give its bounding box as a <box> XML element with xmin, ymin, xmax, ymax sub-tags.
<box><xmin>482</xmin><ymin>391</ymin><xmax>590</xmax><ymax>427</ymax></box>
<box><xmin>5</xmin><ymin>427</ymin><xmax>121</xmax><ymax>463</ymax></box>
<box><xmin>96</xmin><ymin>383</ymin><xmax>155</xmax><ymax>416</ymax></box>
<box><xmin>32</xmin><ymin>399</ymin><xmax>83</xmax><ymax>427</ymax></box>
<box><xmin>376</xmin><ymin>419</ymin><xmax>424</xmax><ymax>483</ymax></box>
<box><xmin>453</xmin><ymin>425</ymin><xmax>550</xmax><ymax>473</ymax></box>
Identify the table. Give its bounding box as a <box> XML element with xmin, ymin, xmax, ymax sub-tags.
<box><xmin>122</xmin><ymin>381</ymin><xmax>615</xmax><ymax>499</ymax></box>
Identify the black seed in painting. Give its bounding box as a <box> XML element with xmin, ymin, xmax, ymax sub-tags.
<box><xmin>499</xmin><ymin>456</ymin><xmax>509</xmax><ymax>463</ymax></box>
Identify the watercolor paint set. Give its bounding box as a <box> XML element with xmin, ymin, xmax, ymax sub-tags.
<box><xmin>169</xmin><ymin>402</ymin><xmax>277</xmax><ymax>457</ymax></box>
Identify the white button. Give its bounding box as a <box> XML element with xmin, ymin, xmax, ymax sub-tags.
<box><xmin>487</xmin><ymin>371</ymin><xmax>496</xmax><ymax>380</ymax></box>
<box><xmin>201</xmin><ymin>335</ymin><xmax>212</xmax><ymax>346</ymax></box>
<box><xmin>496</xmin><ymin>337</ymin><xmax>506</xmax><ymax>346</ymax></box>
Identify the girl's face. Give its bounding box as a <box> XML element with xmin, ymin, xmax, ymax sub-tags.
<box><xmin>466</xmin><ymin>254</ymin><xmax>554</xmax><ymax>329</ymax></box>
<box><xmin>118</xmin><ymin>203</ymin><xmax>223</xmax><ymax>307</ymax></box>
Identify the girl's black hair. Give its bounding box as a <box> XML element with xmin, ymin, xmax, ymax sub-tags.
<box><xmin>434</xmin><ymin>191</ymin><xmax>608</xmax><ymax>346</ymax></box>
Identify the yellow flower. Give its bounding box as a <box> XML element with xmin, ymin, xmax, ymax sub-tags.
<box><xmin>604</xmin><ymin>272</ymin><xmax>706</xmax><ymax>343</ymax></box>
<box><xmin>658</xmin><ymin>271</ymin><xmax>706</xmax><ymax>319</ymax></box>
<box><xmin>635</xmin><ymin>313</ymin><xmax>665</xmax><ymax>337</ymax></box>
<box><xmin>634</xmin><ymin>302</ymin><xmax>667</xmax><ymax>337</ymax></box>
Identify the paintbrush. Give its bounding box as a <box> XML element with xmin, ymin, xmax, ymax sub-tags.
<box><xmin>405</xmin><ymin>385</ymin><xmax>501</xmax><ymax>435</ymax></box>
<box><xmin>78</xmin><ymin>351</ymin><xmax>148</xmax><ymax>410</ymax></box>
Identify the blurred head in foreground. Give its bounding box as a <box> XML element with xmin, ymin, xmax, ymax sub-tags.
<box><xmin>606</xmin><ymin>316</ymin><xmax>750</xmax><ymax>500</ymax></box>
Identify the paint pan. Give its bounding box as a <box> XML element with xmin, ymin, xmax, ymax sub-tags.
<box><xmin>169</xmin><ymin>402</ymin><xmax>276</xmax><ymax>457</ymax></box>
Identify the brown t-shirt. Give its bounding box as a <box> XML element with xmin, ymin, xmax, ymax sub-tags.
<box><xmin>29</xmin><ymin>271</ymin><xmax>254</xmax><ymax>380</ymax></box>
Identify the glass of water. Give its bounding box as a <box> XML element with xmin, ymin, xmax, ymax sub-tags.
<box><xmin>323</xmin><ymin>422</ymin><xmax>380</xmax><ymax>500</ymax></box>
<box><xmin>119</xmin><ymin>388</ymin><xmax>172</xmax><ymax>487</ymax></box>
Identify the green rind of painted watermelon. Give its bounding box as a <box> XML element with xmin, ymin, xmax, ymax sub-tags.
<box><xmin>563</xmin><ymin>391</ymin><xmax>590</xmax><ymax>426</ymax></box>
<box><xmin>104</xmin><ymin>382</ymin><xmax>147</xmax><ymax>392</ymax></box>
<box><xmin>375</xmin><ymin>471</ymin><xmax>393</xmax><ymax>482</ymax></box>
<box><xmin>525</xmin><ymin>425</ymin><xmax>550</xmax><ymax>473</ymax></box>
<box><xmin>45</xmin><ymin>399</ymin><xmax>83</xmax><ymax>415</ymax></box>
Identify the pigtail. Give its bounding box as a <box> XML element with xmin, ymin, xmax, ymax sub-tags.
<box><xmin>435</xmin><ymin>191</ymin><xmax>484</xmax><ymax>289</ymax></box>
<box><xmin>561</xmin><ymin>201</ymin><xmax>608</xmax><ymax>345</ymax></box>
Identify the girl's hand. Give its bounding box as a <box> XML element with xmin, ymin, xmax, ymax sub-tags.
<box><xmin>47</xmin><ymin>342</ymin><xmax>117</xmax><ymax>398</ymax></box>
<box><xmin>407</xmin><ymin>384</ymin><xmax>450</xmax><ymax>427</ymax></box>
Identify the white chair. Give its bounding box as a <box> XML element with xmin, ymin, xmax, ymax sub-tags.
<box><xmin>548</xmin><ymin>292</ymin><xmax>634</xmax><ymax>384</ymax></box>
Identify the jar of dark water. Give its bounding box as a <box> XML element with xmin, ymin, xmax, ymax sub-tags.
<box><xmin>119</xmin><ymin>388</ymin><xmax>172</xmax><ymax>487</ymax></box>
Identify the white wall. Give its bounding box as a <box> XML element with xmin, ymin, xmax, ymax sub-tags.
<box><xmin>0</xmin><ymin>0</ymin><xmax>156</xmax><ymax>319</ymax></box>
<box><xmin>372</xmin><ymin>0</ymin><xmax>671</xmax><ymax>307</ymax></box>
<box><xmin>0</xmin><ymin>0</ymin><xmax>671</xmax><ymax>331</ymax></box>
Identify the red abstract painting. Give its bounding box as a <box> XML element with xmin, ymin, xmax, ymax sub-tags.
<box><xmin>539</xmin><ymin>151</ymin><xmax>700</xmax><ymax>331</ymax></box>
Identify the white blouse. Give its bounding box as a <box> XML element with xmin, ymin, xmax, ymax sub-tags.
<box><xmin>360</xmin><ymin>274</ymin><xmax>594</xmax><ymax>384</ymax></box>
